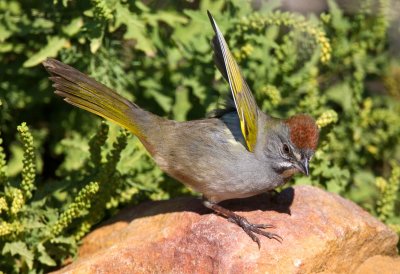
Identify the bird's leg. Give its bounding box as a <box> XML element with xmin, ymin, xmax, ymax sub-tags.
<box><xmin>203</xmin><ymin>199</ymin><xmax>282</xmax><ymax>248</ymax></box>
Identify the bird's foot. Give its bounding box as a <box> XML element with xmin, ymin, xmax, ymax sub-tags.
<box><xmin>203</xmin><ymin>200</ymin><xmax>282</xmax><ymax>248</ymax></box>
<box><xmin>227</xmin><ymin>213</ymin><xmax>282</xmax><ymax>248</ymax></box>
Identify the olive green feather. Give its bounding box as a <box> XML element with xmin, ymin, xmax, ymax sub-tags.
<box><xmin>43</xmin><ymin>58</ymin><xmax>143</xmax><ymax>138</ymax></box>
<box><xmin>208</xmin><ymin>11</ymin><xmax>259</xmax><ymax>152</ymax></box>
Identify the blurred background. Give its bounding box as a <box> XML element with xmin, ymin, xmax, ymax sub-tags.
<box><xmin>0</xmin><ymin>0</ymin><xmax>399</xmax><ymax>272</ymax></box>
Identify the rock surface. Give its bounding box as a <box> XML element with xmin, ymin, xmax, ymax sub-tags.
<box><xmin>55</xmin><ymin>185</ymin><xmax>399</xmax><ymax>273</ymax></box>
<box><xmin>355</xmin><ymin>255</ymin><xmax>400</xmax><ymax>274</ymax></box>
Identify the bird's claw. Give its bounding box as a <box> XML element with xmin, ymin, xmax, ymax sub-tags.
<box><xmin>228</xmin><ymin>215</ymin><xmax>282</xmax><ymax>248</ymax></box>
<box><xmin>204</xmin><ymin>200</ymin><xmax>282</xmax><ymax>247</ymax></box>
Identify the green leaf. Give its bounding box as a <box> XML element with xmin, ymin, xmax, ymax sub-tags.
<box><xmin>172</xmin><ymin>88</ymin><xmax>191</xmax><ymax>121</ymax></box>
<box><xmin>113</xmin><ymin>3</ymin><xmax>155</xmax><ymax>56</ymax></box>
<box><xmin>85</xmin><ymin>21</ymin><xmax>105</xmax><ymax>53</ymax></box>
<box><xmin>90</xmin><ymin>32</ymin><xmax>104</xmax><ymax>53</ymax></box>
<box><xmin>141</xmin><ymin>79</ymin><xmax>173</xmax><ymax>112</ymax></box>
<box><xmin>183</xmin><ymin>78</ymin><xmax>207</xmax><ymax>103</ymax></box>
<box><xmin>54</xmin><ymin>131</ymin><xmax>90</xmax><ymax>174</ymax></box>
<box><xmin>199</xmin><ymin>0</ymin><xmax>225</xmax><ymax>12</ymax></box>
<box><xmin>3</xmin><ymin>241</ymin><xmax>34</xmax><ymax>269</ymax></box>
<box><xmin>0</xmin><ymin>23</ymin><xmax>12</xmax><ymax>42</ymax></box>
<box><xmin>32</xmin><ymin>18</ymin><xmax>54</xmax><ymax>29</ymax></box>
<box><xmin>62</xmin><ymin>17</ymin><xmax>84</xmax><ymax>37</ymax></box>
<box><xmin>0</xmin><ymin>42</ymin><xmax>13</xmax><ymax>53</ymax></box>
<box><xmin>146</xmin><ymin>89</ymin><xmax>173</xmax><ymax>113</ymax></box>
<box><xmin>172</xmin><ymin>10</ymin><xmax>212</xmax><ymax>54</ymax></box>
<box><xmin>325</xmin><ymin>83</ymin><xmax>353</xmax><ymax>112</ymax></box>
<box><xmin>327</xmin><ymin>0</ymin><xmax>351</xmax><ymax>32</ymax></box>
<box><xmin>6</xmin><ymin>142</ymin><xmax>24</xmax><ymax>177</ymax></box>
<box><xmin>23</xmin><ymin>36</ymin><xmax>66</xmax><ymax>67</ymax></box>
<box><xmin>50</xmin><ymin>236</ymin><xmax>77</xmax><ymax>245</ymax></box>
<box><xmin>37</xmin><ymin>243</ymin><xmax>56</xmax><ymax>266</ymax></box>
<box><xmin>135</xmin><ymin>1</ymin><xmax>150</xmax><ymax>12</ymax></box>
<box><xmin>143</xmin><ymin>11</ymin><xmax>188</xmax><ymax>27</ymax></box>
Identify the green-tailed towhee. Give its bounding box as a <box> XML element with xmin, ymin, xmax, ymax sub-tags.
<box><xmin>42</xmin><ymin>11</ymin><xmax>319</xmax><ymax>247</ymax></box>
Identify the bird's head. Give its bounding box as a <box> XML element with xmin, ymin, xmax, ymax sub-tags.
<box><xmin>264</xmin><ymin>114</ymin><xmax>319</xmax><ymax>178</ymax></box>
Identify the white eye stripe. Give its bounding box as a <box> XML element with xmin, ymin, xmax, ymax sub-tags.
<box><xmin>277</xmin><ymin>161</ymin><xmax>293</xmax><ymax>168</ymax></box>
<box><xmin>294</xmin><ymin>151</ymin><xmax>301</xmax><ymax>161</ymax></box>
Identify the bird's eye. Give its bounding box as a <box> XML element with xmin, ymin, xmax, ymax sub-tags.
<box><xmin>282</xmin><ymin>143</ymin><xmax>290</xmax><ymax>154</ymax></box>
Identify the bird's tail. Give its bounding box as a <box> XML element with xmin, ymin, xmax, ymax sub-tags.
<box><xmin>43</xmin><ymin>58</ymin><xmax>145</xmax><ymax>139</ymax></box>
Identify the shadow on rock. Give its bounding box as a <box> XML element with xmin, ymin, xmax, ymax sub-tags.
<box><xmin>99</xmin><ymin>187</ymin><xmax>295</xmax><ymax>227</ymax></box>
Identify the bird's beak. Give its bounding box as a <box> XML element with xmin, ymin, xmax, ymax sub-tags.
<box><xmin>297</xmin><ymin>158</ymin><xmax>309</xmax><ymax>176</ymax></box>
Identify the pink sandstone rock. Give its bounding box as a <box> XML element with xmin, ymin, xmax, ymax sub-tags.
<box><xmin>54</xmin><ymin>185</ymin><xmax>399</xmax><ymax>273</ymax></box>
<box><xmin>355</xmin><ymin>255</ymin><xmax>400</xmax><ymax>274</ymax></box>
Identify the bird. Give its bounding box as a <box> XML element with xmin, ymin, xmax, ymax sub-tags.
<box><xmin>42</xmin><ymin>11</ymin><xmax>319</xmax><ymax>247</ymax></box>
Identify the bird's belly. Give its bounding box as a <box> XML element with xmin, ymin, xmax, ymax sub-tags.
<box><xmin>155</xmin><ymin>154</ymin><xmax>285</xmax><ymax>203</ymax></box>
<box><xmin>199</xmin><ymin>172</ymin><xmax>285</xmax><ymax>203</ymax></box>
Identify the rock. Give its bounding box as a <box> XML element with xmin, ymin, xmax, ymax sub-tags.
<box><xmin>54</xmin><ymin>185</ymin><xmax>399</xmax><ymax>273</ymax></box>
<box><xmin>355</xmin><ymin>255</ymin><xmax>400</xmax><ymax>274</ymax></box>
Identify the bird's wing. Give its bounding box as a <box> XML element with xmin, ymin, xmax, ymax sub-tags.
<box><xmin>207</xmin><ymin>11</ymin><xmax>259</xmax><ymax>152</ymax></box>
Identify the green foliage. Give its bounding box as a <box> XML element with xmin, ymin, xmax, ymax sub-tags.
<box><xmin>376</xmin><ymin>163</ymin><xmax>400</xmax><ymax>233</ymax></box>
<box><xmin>51</xmin><ymin>181</ymin><xmax>99</xmax><ymax>236</ymax></box>
<box><xmin>17</xmin><ymin>123</ymin><xmax>36</xmax><ymax>200</ymax></box>
<box><xmin>0</xmin><ymin>121</ymin><xmax>165</xmax><ymax>273</ymax></box>
<box><xmin>1</xmin><ymin>0</ymin><xmax>399</xmax><ymax>272</ymax></box>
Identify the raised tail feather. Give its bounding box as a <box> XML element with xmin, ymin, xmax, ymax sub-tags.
<box><xmin>43</xmin><ymin>58</ymin><xmax>143</xmax><ymax>138</ymax></box>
